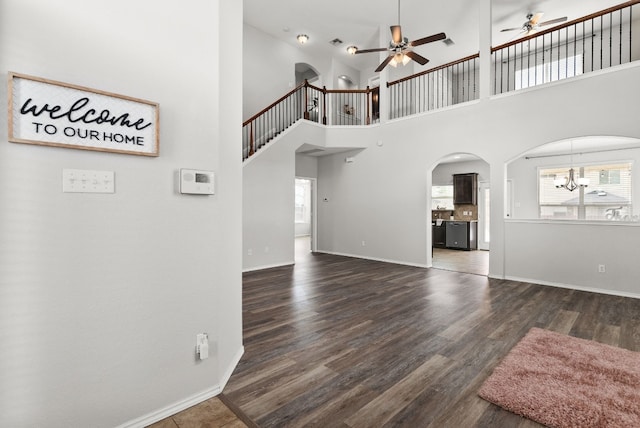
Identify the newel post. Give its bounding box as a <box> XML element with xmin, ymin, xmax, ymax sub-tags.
<box><xmin>322</xmin><ymin>86</ymin><xmax>327</xmax><ymax>125</ymax></box>
<box><xmin>303</xmin><ymin>79</ymin><xmax>310</xmax><ymax>120</ymax></box>
<box><xmin>249</xmin><ymin>121</ymin><xmax>255</xmax><ymax>156</ymax></box>
<box><xmin>365</xmin><ymin>86</ymin><xmax>371</xmax><ymax>125</ymax></box>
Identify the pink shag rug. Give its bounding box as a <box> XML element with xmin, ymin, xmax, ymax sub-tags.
<box><xmin>478</xmin><ymin>327</ymin><xmax>640</xmax><ymax>428</ymax></box>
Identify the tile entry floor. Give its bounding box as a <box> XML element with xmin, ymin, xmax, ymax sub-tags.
<box><xmin>432</xmin><ymin>247</ymin><xmax>489</xmax><ymax>276</ymax></box>
<box><xmin>147</xmin><ymin>396</ymin><xmax>249</xmax><ymax>428</ymax></box>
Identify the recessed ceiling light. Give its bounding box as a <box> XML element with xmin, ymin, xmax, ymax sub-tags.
<box><xmin>297</xmin><ymin>34</ymin><xmax>309</xmax><ymax>44</ymax></box>
<box><xmin>282</xmin><ymin>27</ymin><xmax>290</xmax><ymax>32</ymax></box>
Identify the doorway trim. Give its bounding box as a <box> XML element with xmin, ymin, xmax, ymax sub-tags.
<box><xmin>478</xmin><ymin>181</ymin><xmax>490</xmax><ymax>251</ymax></box>
<box><xmin>295</xmin><ymin>176</ymin><xmax>318</xmax><ymax>254</ymax></box>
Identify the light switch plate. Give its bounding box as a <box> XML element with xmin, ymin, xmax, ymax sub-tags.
<box><xmin>63</xmin><ymin>169</ymin><xmax>115</xmax><ymax>193</ymax></box>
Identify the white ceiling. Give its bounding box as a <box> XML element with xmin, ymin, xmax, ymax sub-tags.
<box><xmin>244</xmin><ymin>0</ymin><xmax>625</xmax><ymax>72</ymax></box>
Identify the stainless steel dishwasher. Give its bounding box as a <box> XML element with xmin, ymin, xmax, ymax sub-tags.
<box><xmin>445</xmin><ymin>221</ymin><xmax>467</xmax><ymax>249</ymax></box>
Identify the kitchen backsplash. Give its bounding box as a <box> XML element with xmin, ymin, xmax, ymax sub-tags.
<box><xmin>432</xmin><ymin>206</ymin><xmax>478</xmax><ymax>220</ymax></box>
<box><xmin>454</xmin><ymin>204</ymin><xmax>478</xmax><ymax>220</ymax></box>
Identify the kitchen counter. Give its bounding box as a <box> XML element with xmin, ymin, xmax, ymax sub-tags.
<box><xmin>432</xmin><ymin>219</ymin><xmax>478</xmax><ymax>224</ymax></box>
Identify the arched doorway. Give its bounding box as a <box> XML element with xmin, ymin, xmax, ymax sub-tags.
<box><xmin>430</xmin><ymin>153</ymin><xmax>491</xmax><ymax>276</ymax></box>
<box><xmin>295</xmin><ymin>62</ymin><xmax>320</xmax><ymax>86</ymax></box>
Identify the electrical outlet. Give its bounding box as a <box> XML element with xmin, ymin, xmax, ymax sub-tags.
<box><xmin>247</xmin><ymin>248</ymin><xmax>253</xmax><ymax>256</ymax></box>
<box><xmin>196</xmin><ymin>333</ymin><xmax>209</xmax><ymax>360</ymax></box>
<box><xmin>598</xmin><ymin>264</ymin><xmax>606</xmax><ymax>273</ymax></box>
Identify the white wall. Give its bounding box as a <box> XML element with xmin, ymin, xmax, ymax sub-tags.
<box><xmin>0</xmin><ymin>1</ymin><xmax>243</xmax><ymax>427</ymax></box>
<box><xmin>243</xmin><ymin>24</ymin><xmax>331</xmax><ymax>121</ymax></box>
<box><xmin>243</xmin><ymin>124</ymin><xmax>328</xmax><ymax>271</ymax></box>
<box><xmin>296</xmin><ymin>154</ymin><xmax>319</xmax><ymax>178</ymax></box>
<box><xmin>504</xmin><ymin>221</ymin><xmax>640</xmax><ymax>297</ymax></box>
<box><xmin>432</xmin><ymin>159</ymin><xmax>490</xmax><ymax>186</ymax></box>
<box><xmin>331</xmin><ymin>59</ymin><xmax>361</xmax><ymax>88</ymax></box>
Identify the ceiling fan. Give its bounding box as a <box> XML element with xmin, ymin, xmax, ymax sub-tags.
<box><xmin>501</xmin><ymin>12</ymin><xmax>568</xmax><ymax>37</ymax></box>
<box><xmin>354</xmin><ymin>0</ymin><xmax>446</xmax><ymax>72</ymax></box>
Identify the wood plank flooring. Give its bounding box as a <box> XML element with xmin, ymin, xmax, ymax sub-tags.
<box><xmin>224</xmin><ymin>243</ymin><xmax>640</xmax><ymax>427</ymax></box>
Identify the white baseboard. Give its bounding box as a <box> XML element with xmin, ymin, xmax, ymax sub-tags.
<box><xmin>219</xmin><ymin>346</ymin><xmax>245</xmax><ymax>391</ymax></box>
<box><xmin>317</xmin><ymin>250</ymin><xmax>428</xmax><ymax>269</ymax></box>
<box><xmin>243</xmin><ymin>261</ymin><xmax>294</xmax><ymax>273</ymax></box>
<box><xmin>118</xmin><ymin>345</ymin><xmax>245</xmax><ymax>428</ymax></box>
<box><xmin>503</xmin><ymin>275</ymin><xmax>640</xmax><ymax>300</ymax></box>
<box><xmin>117</xmin><ymin>385</ymin><xmax>221</xmax><ymax>428</ymax></box>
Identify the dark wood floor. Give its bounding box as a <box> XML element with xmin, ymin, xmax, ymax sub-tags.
<box><xmin>224</xmin><ymin>243</ymin><xmax>640</xmax><ymax>427</ymax></box>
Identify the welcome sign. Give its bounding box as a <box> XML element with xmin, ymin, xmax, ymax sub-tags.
<box><xmin>8</xmin><ymin>72</ymin><xmax>159</xmax><ymax>156</ymax></box>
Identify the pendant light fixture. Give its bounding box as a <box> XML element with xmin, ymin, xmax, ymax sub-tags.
<box><xmin>554</xmin><ymin>141</ymin><xmax>590</xmax><ymax>191</ymax></box>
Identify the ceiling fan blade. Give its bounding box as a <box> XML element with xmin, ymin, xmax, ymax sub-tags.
<box><xmin>529</xmin><ymin>12</ymin><xmax>544</xmax><ymax>25</ymax></box>
<box><xmin>410</xmin><ymin>32</ymin><xmax>446</xmax><ymax>47</ymax></box>
<box><xmin>354</xmin><ymin>47</ymin><xmax>389</xmax><ymax>54</ymax></box>
<box><xmin>501</xmin><ymin>27</ymin><xmax>522</xmax><ymax>32</ymax></box>
<box><xmin>390</xmin><ymin>25</ymin><xmax>403</xmax><ymax>44</ymax></box>
<box><xmin>375</xmin><ymin>55</ymin><xmax>394</xmax><ymax>72</ymax></box>
<box><xmin>539</xmin><ymin>17</ymin><xmax>568</xmax><ymax>27</ymax></box>
<box><xmin>405</xmin><ymin>50</ymin><xmax>429</xmax><ymax>65</ymax></box>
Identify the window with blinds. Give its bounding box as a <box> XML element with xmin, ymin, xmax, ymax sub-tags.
<box><xmin>539</xmin><ymin>162</ymin><xmax>633</xmax><ymax>220</ymax></box>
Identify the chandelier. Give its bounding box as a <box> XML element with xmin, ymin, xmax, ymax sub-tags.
<box><xmin>554</xmin><ymin>141</ymin><xmax>590</xmax><ymax>191</ymax></box>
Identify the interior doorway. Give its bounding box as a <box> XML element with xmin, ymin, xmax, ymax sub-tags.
<box><xmin>295</xmin><ymin>63</ymin><xmax>320</xmax><ymax>86</ymax></box>
<box><xmin>430</xmin><ymin>154</ymin><xmax>490</xmax><ymax>276</ymax></box>
<box><xmin>294</xmin><ymin>177</ymin><xmax>316</xmax><ymax>259</ymax></box>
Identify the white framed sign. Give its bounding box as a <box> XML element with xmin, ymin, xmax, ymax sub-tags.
<box><xmin>8</xmin><ymin>72</ymin><xmax>159</xmax><ymax>156</ymax></box>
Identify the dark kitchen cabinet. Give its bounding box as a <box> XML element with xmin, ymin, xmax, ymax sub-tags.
<box><xmin>453</xmin><ymin>173</ymin><xmax>478</xmax><ymax>205</ymax></box>
<box><xmin>432</xmin><ymin>222</ymin><xmax>446</xmax><ymax>248</ymax></box>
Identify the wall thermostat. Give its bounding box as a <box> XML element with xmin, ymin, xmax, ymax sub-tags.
<box><xmin>180</xmin><ymin>169</ymin><xmax>215</xmax><ymax>195</ymax></box>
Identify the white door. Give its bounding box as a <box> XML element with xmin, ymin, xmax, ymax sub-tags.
<box><xmin>478</xmin><ymin>182</ymin><xmax>490</xmax><ymax>250</ymax></box>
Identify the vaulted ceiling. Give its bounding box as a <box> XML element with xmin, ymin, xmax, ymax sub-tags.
<box><xmin>244</xmin><ymin>0</ymin><xmax>626</xmax><ymax>72</ymax></box>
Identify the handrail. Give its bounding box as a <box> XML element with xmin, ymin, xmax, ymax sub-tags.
<box><xmin>243</xmin><ymin>80</ymin><xmax>375</xmax><ymax>159</ymax></box>
<box><xmin>243</xmin><ymin>81</ymin><xmax>307</xmax><ymax>127</ymax></box>
<box><xmin>492</xmin><ymin>0</ymin><xmax>640</xmax><ymax>52</ymax></box>
<box><xmin>325</xmin><ymin>88</ymin><xmax>371</xmax><ymax>94</ymax></box>
<box><xmin>387</xmin><ymin>53</ymin><xmax>480</xmax><ymax>87</ymax></box>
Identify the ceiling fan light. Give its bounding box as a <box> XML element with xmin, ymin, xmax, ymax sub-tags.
<box><xmin>390</xmin><ymin>52</ymin><xmax>409</xmax><ymax>67</ymax></box>
<box><xmin>346</xmin><ymin>45</ymin><xmax>358</xmax><ymax>55</ymax></box>
<box><xmin>297</xmin><ymin>34</ymin><xmax>309</xmax><ymax>44</ymax></box>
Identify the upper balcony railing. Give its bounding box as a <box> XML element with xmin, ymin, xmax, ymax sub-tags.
<box><xmin>492</xmin><ymin>0</ymin><xmax>639</xmax><ymax>94</ymax></box>
<box><xmin>387</xmin><ymin>54</ymin><xmax>480</xmax><ymax>119</ymax></box>
<box><xmin>243</xmin><ymin>1</ymin><xmax>638</xmax><ymax>160</ymax></box>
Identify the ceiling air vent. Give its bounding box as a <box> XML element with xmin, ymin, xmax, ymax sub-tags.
<box><xmin>329</xmin><ymin>38</ymin><xmax>343</xmax><ymax>46</ymax></box>
<box><xmin>443</xmin><ymin>38</ymin><xmax>455</xmax><ymax>46</ymax></box>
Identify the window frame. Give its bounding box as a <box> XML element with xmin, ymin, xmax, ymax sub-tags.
<box><xmin>537</xmin><ymin>160</ymin><xmax>634</xmax><ymax>222</ymax></box>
